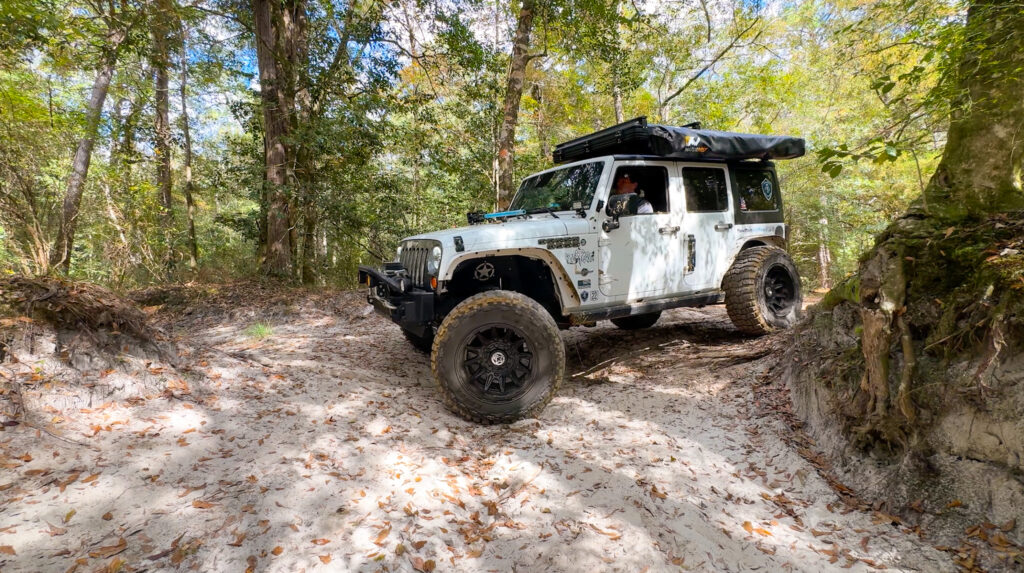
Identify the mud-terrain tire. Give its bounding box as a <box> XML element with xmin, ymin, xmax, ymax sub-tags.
<box><xmin>611</xmin><ymin>311</ymin><xmax>662</xmax><ymax>330</ymax></box>
<box><xmin>431</xmin><ymin>290</ymin><xmax>565</xmax><ymax>424</ymax></box>
<box><xmin>402</xmin><ymin>327</ymin><xmax>434</xmax><ymax>353</ymax></box>
<box><xmin>723</xmin><ymin>246</ymin><xmax>802</xmax><ymax>336</ymax></box>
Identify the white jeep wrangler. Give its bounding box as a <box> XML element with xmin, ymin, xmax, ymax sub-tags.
<box><xmin>359</xmin><ymin>117</ymin><xmax>804</xmax><ymax>424</ymax></box>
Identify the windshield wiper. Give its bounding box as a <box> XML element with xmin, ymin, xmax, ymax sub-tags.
<box><xmin>525</xmin><ymin>206</ymin><xmax>560</xmax><ymax>218</ymax></box>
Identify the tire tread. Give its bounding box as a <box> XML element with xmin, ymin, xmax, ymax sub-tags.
<box><xmin>431</xmin><ymin>290</ymin><xmax>565</xmax><ymax>424</ymax></box>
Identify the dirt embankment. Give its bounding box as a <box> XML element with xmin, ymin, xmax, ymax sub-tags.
<box><xmin>0</xmin><ymin>279</ymin><xmax>962</xmax><ymax>572</ymax></box>
<box><xmin>780</xmin><ymin>216</ymin><xmax>1024</xmax><ymax>571</ymax></box>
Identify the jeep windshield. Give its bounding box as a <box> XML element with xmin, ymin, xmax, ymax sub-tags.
<box><xmin>509</xmin><ymin>161</ymin><xmax>604</xmax><ymax>212</ymax></box>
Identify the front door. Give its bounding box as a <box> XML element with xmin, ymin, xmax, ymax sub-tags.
<box><xmin>598</xmin><ymin>163</ymin><xmax>686</xmax><ymax>302</ymax></box>
<box><xmin>680</xmin><ymin>164</ymin><xmax>735</xmax><ymax>291</ymax></box>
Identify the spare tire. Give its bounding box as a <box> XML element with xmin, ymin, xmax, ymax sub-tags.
<box><xmin>723</xmin><ymin>246</ymin><xmax>802</xmax><ymax>336</ymax></box>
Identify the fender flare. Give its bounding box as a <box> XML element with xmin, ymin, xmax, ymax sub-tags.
<box><xmin>440</xmin><ymin>248</ymin><xmax>580</xmax><ymax>311</ymax></box>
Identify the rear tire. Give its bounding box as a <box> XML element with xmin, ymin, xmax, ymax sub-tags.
<box><xmin>431</xmin><ymin>290</ymin><xmax>564</xmax><ymax>424</ymax></box>
<box><xmin>723</xmin><ymin>246</ymin><xmax>802</xmax><ymax>336</ymax></box>
<box><xmin>402</xmin><ymin>327</ymin><xmax>434</xmax><ymax>353</ymax></box>
<box><xmin>610</xmin><ymin>311</ymin><xmax>662</xmax><ymax>330</ymax></box>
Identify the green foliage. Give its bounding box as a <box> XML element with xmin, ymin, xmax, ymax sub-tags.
<box><xmin>244</xmin><ymin>322</ymin><xmax>273</xmax><ymax>339</ymax></box>
<box><xmin>0</xmin><ymin>0</ymin><xmax>979</xmax><ymax>290</ymax></box>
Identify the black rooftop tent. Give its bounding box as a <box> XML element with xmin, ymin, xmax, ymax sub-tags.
<box><xmin>552</xmin><ymin>117</ymin><xmax>806</xmax><ymax>164</ymax></box>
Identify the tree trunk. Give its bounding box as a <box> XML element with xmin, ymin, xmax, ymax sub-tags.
<box><xmin>153</xmin><ymin>0</ymin><xmax>174</xmax><ymax>273</ymax></box>
<box><xmin>612</xmin><ymin>75</ymin><xmax>624</xmax><ymax>123</ymax></box>
<box><xmin>494</xmin><ymin>0</ymin><xmax>537</xmax><ymax>206</ymax></box>
<box><xmin>180</xmin><ymin>27</ymin><xmax>198</xmax><ymax>271</ymax></box>
<box><xmin>253</xmin><ymin>0</ymin><xmax>292</xmax><ymax>276</ymax></box>
<box><xmin>824</xmin><ymin>0</ymin><xmax>1024</xmax><ymax>445</ymax></box>
<box><xmin>917</xmin><ymin>0</ymin><xmax>1024</xmax><ymax>217</ymax></box>
<box><xmin>50</xmin><ymin>37</ymin><xmax>122</xmax><ymax>272</ymax></box>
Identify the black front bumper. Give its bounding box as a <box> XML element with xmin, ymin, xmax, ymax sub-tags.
<box><xmin>358</xmin><ymin>264</ymin><xmax>435</xmax><ymax>335</ymax></box>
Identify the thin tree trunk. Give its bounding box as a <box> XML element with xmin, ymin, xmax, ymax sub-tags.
<box><xmin>531</xmin><ymin>83</ymin><xmax>549</xmax><ymax>159</ymax></box>
<box><xmin>153</xmin><ymin>0</ymin><xmax>174</xmax><ymax>273</ymax></box>
<box><xmin>253</xmin><ymin>0</ymin><xmax>292</xmax><ymax>276</ymax></box>
<box><xmin>612</xmin><ymin>73</ymin><xmax>624</xmax><ymax>123</ymax></box>
<box><xmin>50</xmin><ymin>37</ymin><xmax>122</xmax><ymax>272</ymax></box>
<box><xmin>180</xmin><ymin>28</ymin><xmax>198</xmax><ymax>271</ymax></box>
<box><xmin>494</xmin><ymin>0</ymin><xmax>537</xmax><ymax>206</ymax></box>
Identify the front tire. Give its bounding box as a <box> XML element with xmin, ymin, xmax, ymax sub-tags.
<box><xmin>723</xmin><ymin>246</ymin><xmax>802</xmax><ymax>336</ymax></box>
<box><xmin>610</xmin><ymin>311</ymin><xmax>662</xmax><ymax>330</ymax></box>
<box><xmin>431</xmin><ymin>290</ymin><xmax>565</xmax><ymax>424</ymax></box>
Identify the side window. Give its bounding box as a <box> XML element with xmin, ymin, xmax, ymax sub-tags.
<box><xmin>734</xmin><ymin>169</ymin><xmax>780</xmax><ymax>212</ymax></box>
<box><xmin>682</xmin><ymin>167</ymin><xmax>728</xmax><ymax>212</ymax></box>
<box><xmin>611</xmin><ymin>166</ymin><xmax>669</xmax><ymax>214</ymax></box>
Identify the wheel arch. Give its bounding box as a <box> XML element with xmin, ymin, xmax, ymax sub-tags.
<box><xmin>440</xmin><ymin>249</ymin><xmax>580</xmax><ymax>315</ymax></box>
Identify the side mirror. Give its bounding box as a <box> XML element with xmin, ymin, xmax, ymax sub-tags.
<box><xmin>603</xmin><ymin>193</ymin><xmax>639</xmax><ymax>232</ymax></box>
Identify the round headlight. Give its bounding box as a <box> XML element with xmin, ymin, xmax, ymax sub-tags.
<box><xmin>426</xmin><ymin>245</ymin><xmax>442</xmax><ymax>274</ymax></box>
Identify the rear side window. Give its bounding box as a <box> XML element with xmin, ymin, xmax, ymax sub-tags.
<box><xmin>682</xmin><ymin>167</ymin><xmax>728</xmax><ymax>212</ymax></box>
<box><xmin>734</xmin><ymin>169</ymin><xmax>780</xmax><ymax>212</ymax></box>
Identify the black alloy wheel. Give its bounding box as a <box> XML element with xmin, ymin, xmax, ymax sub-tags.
<box><xmin>764</xmin><ymin>264</ymin><xmax>797</xmax><ymax>318</ymax></box>
<box><xmin>462</xmin><ymin>326</ymin><xmax>533</xmax><ymax>397</ymax></box>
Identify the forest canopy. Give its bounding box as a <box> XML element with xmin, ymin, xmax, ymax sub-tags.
<box><xmin>0</xmin><ymin>0</ymin><xmax>966</xmax><ymax>287</ymax></box>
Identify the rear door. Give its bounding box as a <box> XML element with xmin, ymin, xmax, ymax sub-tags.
<box><xmin>680</xmin><ymin>164</ymin><xmax>735</xmax><ymax>292</ymax></box>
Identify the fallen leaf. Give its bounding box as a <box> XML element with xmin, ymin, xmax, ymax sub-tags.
<box><xmin>82</xmin><ymin>473</ymin><xmax>100</xmax><ymax>484</ymax></box>
<box><xmin>89</xmin><ymin>537</ymin><xmax>127</xmax><ymax>559</ymax></box>
<box><xmin>319</xmin><ymin>555</ymin><xmax>332</xmax><ymax>564</ymax></box>
<box><xmin>374</xmin><ymin>525</ymin><xmax>391</xmax><ymax>546</ymax></box>
<box><xmin>102</xmin><ymin>512</ymin><xmax>113</xmax><ymax>521</ymax></box>
<box><xmin>311</xmin><ymin>538</ymin><xmax>330</xmax><ymax>545</ymax></box>
<box><xmin>228</xmin><ymin>533</ymin><xmax>246</xmax><ymax>547</ymax></box>
<box><xmin>412</xmin><ymin>540</ymin><xmax>427</xmax><ymax>550</ymax></box>
<box><xmin>45</xmin><ymin>522</ymin><xmax>67</xmax><ymax>536</ymax></box>
<box><xmin>63</xmin><ymin>509</ymin><xmax>76</xmax><ymax>524</ymax></box>
<box><xmin>271</xmin><ymin>546</ymin><xmax>283</xmax><ymax>556</ymax></box>
<box><xmin>192</xmin><ymin>500</ymin><xmax>216</xmax><ymax>509</ymax></box>
<box><xmin>105</xmin><ymin>557</ymin><xmax>126</xmax><ymax>573</ymax></box>
<box><xmin>946</xmin><ymin>500</ymin><xmax>962</xmax><ymax>509</ymax></box>
<box><xmin>0</xmin><ymin>546</ymin><xmax>15</xmax><ymax>555</ymax></box>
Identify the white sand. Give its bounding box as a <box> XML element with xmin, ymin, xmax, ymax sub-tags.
<box><xmin>0</xmin><ymin>293</ymin><xmax>951</xmax><ymax>571</ymax></box>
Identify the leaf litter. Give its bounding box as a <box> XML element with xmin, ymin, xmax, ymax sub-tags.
<box><xmin>0</xmin><ymin>284</ymin><xmax>961</xmax><ymax>571</ymax></box>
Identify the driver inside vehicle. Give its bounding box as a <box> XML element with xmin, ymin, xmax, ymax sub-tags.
<box><xmin>614</xmin><ymin>171</ymin><xmax>654</xmax><ymax>214</ymax></box>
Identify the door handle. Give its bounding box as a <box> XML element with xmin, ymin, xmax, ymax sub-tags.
<box><xmin>714</xmin><ymin>223</ymin><xmax>733</xmax><ymax>231</ymax></box>
<box><xmin>659</xmin><ymin>226</ymin><xmax>680</xmax><ymax>235</ymax></box>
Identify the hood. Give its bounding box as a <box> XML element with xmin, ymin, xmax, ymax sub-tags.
<box><xmin>404</xmin><ymin>215</ymin><xmax>573</xmax><ymax>252</ymax></box>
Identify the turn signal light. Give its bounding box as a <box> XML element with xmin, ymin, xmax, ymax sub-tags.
<box><xmin>430</xmin><ymin>277</ymin><xmax>438</xmax><ymax>289</ymax></box>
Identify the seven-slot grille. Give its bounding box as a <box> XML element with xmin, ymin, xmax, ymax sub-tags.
<box><xmin>399</xmin><ymin>242</ymin><xmax>433</xmax><ymax>287</ymax></box>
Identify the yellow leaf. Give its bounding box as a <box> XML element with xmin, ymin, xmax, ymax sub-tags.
<box><xmin>319</xmin><ymin>555</ymin><xmax>332</xmax><ymax>564</ymax></box>
<box><xmin>102</xmin><ymin>512</ymin><xmax>113</xmax><ymax>521</ymax></box>
<box><xmin>742</xmin><ymin>521</ymin><xmax>753</xmax><ymax>534</ymax></box>
<box><xmin>82</xmin><ymin>473</ymin><xmax>100</xmax><ymax>483</ymax></box>
<box><xmin>0</xmin><ymin>546</ymin><xmax>15</xmax><ymax>555</ymax></box>
<box><xmin>271</xmin><ymin>546</ymin><xmax>283</xmax><ymax>556</ymax></box>
<box><xmin>63</xmin><ymin>509</ymin><xmax>76</xmax><ymax>524</ymax></box>
<box><xmin>192</xmin><ymin>500</ymin><xmax>216</xmax><ymax>509</ymax></box>
<box><xmin>228</xmin><ymin>533</ymin><xmax>246</xmax><ymax>547</ymax></box>
<box><xmin>311</xmin><ymin>538</ymin><xmax>330</xmax><ymax>545</ymax></box>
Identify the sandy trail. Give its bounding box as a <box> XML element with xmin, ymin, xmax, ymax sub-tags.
<box><xmin>0</xmin><ymin>291</ymin><xmax>952</xmax><ymax>572</ymax></box>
